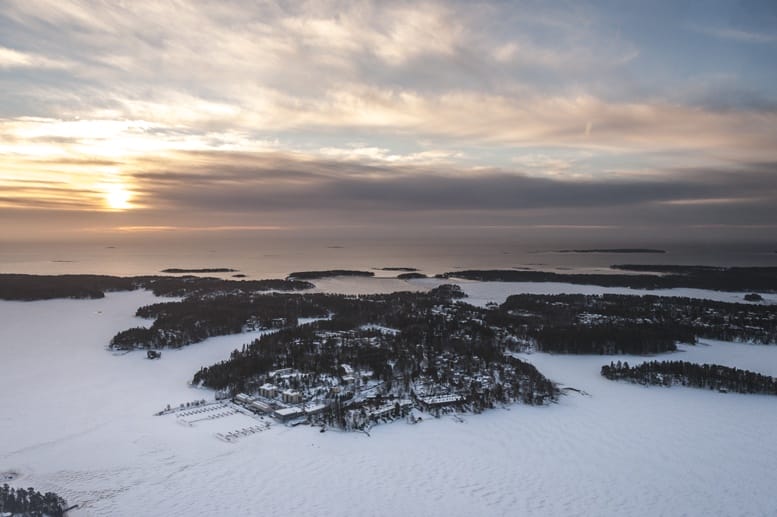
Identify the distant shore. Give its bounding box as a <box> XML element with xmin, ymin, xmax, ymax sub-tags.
<box><xmin>161</xmin><ymin>268</ymin><xmax>238</xmax><ymax>273</ymax></box>
<box><xmin>286</xmin><ymin>270</ymin><xmax>375</xmax><ymax>280</ymax></box>
<box><xmin>3</xmin><ymin>264</ymin><xmax>777</xmax><ymax>301</ymax></box>
<box><xmin>554</xmin><ymin>248</ymin><xmax>667</xmax><ymax>254</ymax></box>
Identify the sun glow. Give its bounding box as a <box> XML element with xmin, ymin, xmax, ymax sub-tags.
<box><xmin>105</xmin><ymin>183</ymin><xmax>132</xmax><ymax>210</ymax></box>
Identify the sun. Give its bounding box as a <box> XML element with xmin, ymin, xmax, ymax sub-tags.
<box><xmin>105</xmin><ymin>183</ymin><xmax>132</xmax><ymax>210</ymax></box>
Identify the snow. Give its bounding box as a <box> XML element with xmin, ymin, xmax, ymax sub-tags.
<box><xmin>410</xmin><ymin>278</ymin><xmax>777</xmax><ymax>307</ymax></box>
<box><xmin>274</xmin><ymin>407</ymin><xmax>303</xmax><ymax>417</ymax></box>
<box><xmin>309</xmin><ymin>276</ymin><xmax>427</xmax><ymax>295</ymax></box>
<box><xmin>300</xmin><ymin>275</ymin><xmax>777</xmax><ymax>308</ymax></box>
<box><xmin>2</xmin><ymin>290</ymin><xmax>777</xmax><ymax>516</ymax></box>
<box><xmin>360</xmin><ymin>324</ymin><xmax>400</xmax><ymax>334</ymax></box>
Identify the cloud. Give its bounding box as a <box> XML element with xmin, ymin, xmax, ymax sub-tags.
<box><xmin>1</xmin><ymin>1</ymin><xmax>776</xmax><ymax>243</ymax></box>
<box><xmin>691</xmin><ymin>25</ymin><xmax>777</xmax><ymax>44</ymax></box>
<box><xmin>0</xmin><ymin>46</ymin><xmax>68</xmax><ymax>69</ymax></box>
<box><xmin>2</xmin><ymin>0</ymin><xmax>775</xmax><ymax>164</ymax></box>
<box><xmin>121</xmin><ymin>152</ymin><xmax>777</xmax><ymax>223</ymax></box>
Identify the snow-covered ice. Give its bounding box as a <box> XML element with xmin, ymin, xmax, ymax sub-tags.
<box><xmin>301</xmin><ymin>275</ymin><xmax>777</xmax><ymax>307</ymax></box>
<box><xmin>2</xmin><ymin>290</ymin><xmax>777</xmax><ymax>516</ymax></box>
<box><xmin>415</xmin><ymin>278</ymin><xmax>777</xmax><ymax>307</ymax></box>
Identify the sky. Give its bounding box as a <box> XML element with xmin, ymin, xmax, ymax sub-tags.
<box><xmin>1</xmin><ymin>0</ymin><xmax>776</xmax><ymax>244</ymax></box>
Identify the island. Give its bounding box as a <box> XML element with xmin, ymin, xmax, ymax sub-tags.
<box><xmin>555</xmin><ymin>248</ymin><xmax>667</xmax><ymax>254</ymax></box>
<box><xmin>161</xmin><ymin>268</ymin><xmax>238</xmax><ymax>273</ymax></box>
<box><xmin>376</xmin><ymin>267</ymin><xmax>419</xmax><ymax>272</ymax></box>
<box><xmin>601</xmin><ymin>360</ymin><xmax>777</xmax><ymax>395</ymax></box>
<box><xmin>437</xmin><ymin>266</ymin><xmax>777</xmax><ymax>292</ymax></box>
<box><xmin>0</xmin><ymin>274</ymin><xmax>313</xmax><ymax>301</ymax></box>
<box><xmin>191</xmin><ymin>285</ymin><xmax>558</xmax><ymax>430</ymax></box>
<box><xmin>286</xmin><ymin>270</ymin><xmax>375</xmax><ymax>280</ymax></box>
<box><xmin>7</xmin><ymin>270</ymin><xmax>777</xmax><ymax>435</ymax></box>
<box><xmin>397</xmin><ymin>272</ymin><xmax>427</xmax><ymax>279</ymax></box>
<box><xmin>103</xmin><ymin>276</ymin><xmax>777</xmax><ymax>431</ymax></box>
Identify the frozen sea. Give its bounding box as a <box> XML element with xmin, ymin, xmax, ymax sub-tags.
<box><xmin>2</xmin><ymin>282</ymin><xmax>777</xmax><ymax>516</ymax></box>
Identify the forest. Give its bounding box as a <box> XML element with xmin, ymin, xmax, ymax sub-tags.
<box><xmin>0</xmin><ymin>484</ymin><xmax>67</xmax><ymax>517</ymax></box>
<box><xmin>601</xmin><ymin>360</ymin><xmax>777</xmax><ymax>395</ymax></box>
<box><xmin>438</xmin><ymin>266</ymin><xmax>777</xmax><ymax>292</ymax></box>
<box><xmin>110</xmin><ymin>289</ymin><xmax>777</xmax><ymax>354</ymax></box>
<box><xmin>0</xmin><ymin>274</ymin><xmax>312</xmax><ymax>301</ymax></box>
<box><xmin>112</xmin><ymin>284</ymin><xmax>468</xmax><ymax>350</ymax></box>
<box><xmin>0</xmin><ymin>274</ymin><xmax>135</xmax><ymax>300</ymax></box>
<box><xmin>3</xmin><ymin>265</ymin><xmax>775</xmax><ymax>301</ymax></box>
<box><xmin>555</xmin><ymin>248</ymin><xmax>666</xmax><ymax>253</ymax></box>
<box><xmin>160</xmin><ymin>268</ymin><xmax>237</xmax><ymax>273</ymax></box>
<box><xmin>286</xmin><ymin>270</ymin><xmax>375</xmax><ymax>280</ymax></box>
<box><xmin>497</xmin><ymin>293</ymin><xmax>777</xmax><ymax>351</ymax></box>
<box><xmin>191</xmin><ymin>286</ymin><xmax>558</xmax><ymax>428</ymax></box>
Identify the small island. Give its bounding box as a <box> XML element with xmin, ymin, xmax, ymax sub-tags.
<box><xmin>161</xmin><ymin>268</ymin><xmax>238</xmax><ymax>273</ymax></box>
<box><xmin>437</xmin><ymin>266</ymin><xmax>777</xmax><ymax>293</ymax></box>
<box><xmin>555</xmin><ymin>248</ymin><xmax>667</xmax><ymax>254</ymax></box>
<box><xmin>397</xmin><ymin>272</ymin><xmax>427</xmax><ymax>279</ymax></box>
<box><xmin>601</xmin><ymin>360</ymin><xmax>777</xmax><ymax>395</ymax></box>
<box><xmin>286</xmin><ymin>270</ymin><xmax>375</xmax><ymax>280</ymax></box>
<box><xmin>376</xmin><ymin>267</ymin><xmax>419</xmax><ymax>272</ymax></box>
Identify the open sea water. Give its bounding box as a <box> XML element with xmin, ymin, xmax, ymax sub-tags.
<box><xmin>1</xmin><ymin>234</ymin><xmax>775</xmax><ymax>278</ymax></box>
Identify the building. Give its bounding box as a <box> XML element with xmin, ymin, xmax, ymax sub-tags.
<box><xmin>259</xmin><ymin>383</ymin><xmax>278</xmax><ymax>399</ymax></box>
<box><xmin>273</xmin><ymin>406</ymin><xmax>304</xmax><ymax>422</ymax></box>
<box><xmin>234</xmin><ymin>393</ymin><xmax>253</xmax><ymax>405</ymax></box>
<box><xmin>304</xmin><ymin>403</ymin><xmax>328</xmax><ymax>416</ymax></box>
<box><xmin>249</xmin><ymin>400</ymin><xmax>272</xmax><ymax>413</ymax></box>
<box><xmin>269</xmin><ymin>368</ymin><xmax>293</xmax><ymax>378</ymax></box>
<box><xmin>417</xmin><ymin>394</ymin><xmax>464</xmax><ymax>410</ymax></box>
<box><xmin>281</xmin><ymin>389</ymin><xmax>302</xmax><ymax>404</ymax></box>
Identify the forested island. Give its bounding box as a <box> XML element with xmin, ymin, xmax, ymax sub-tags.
<box><xmin>5</xmin><ymin>269</ymin><xmax>777</xmax><ymax>431</ymax></box>
<box><xmin>397</xmin><ymin>272</ymin><xmax>427</xmax><ymax>279</ymax></box>
<box><xmin>601</xmin><ymin>360</ymin><xmax>777</xmax><ymax>395</ymax></box>
<box><xmin>499</xmin><ymin>293</ymin><xmax>777</xmax><ymax>349</ymax></box>
<box><xmin>438</xmin><ymin>266</ymin><xmax>777</xmax><ymax>292</ymax></box>
<box><xmin>0</xmin><ymin>274</ymin><xmax>313</xmax><ymax>301</ymax></box>
<box><xmin>191</xmin><ymin>285</ymin><xmax>558</xmax><ymax>429</ymax></box>
<box><xmin>286</xmin><ymin>270</ymin><xmax>375</xmax><ymax>280</ymax></box>
<box><xmin>111</xmin><ymin>288</ymin><xmax>777</xmax><ymax>354</ymax></box>
<box><xmin>161</xmin><ymin>268</ymin><xmax>238</xmax><ymax>273</ymax></box>
<box><xmin>555</xmin><ymin>248</ymin><xmax>666</xmax><ymax>254</ymax></box>
<box><xmin>4</xmin><ymin>265</ymin><xmax>775</xmax><ymax>301</ymax></box>
<box><xmin>376</xmin><ymin>267</ymin><xmax>419</xmax><ymax>272</ymax></box>
<box><xmin>0</xmin><ymin>484</ymin><xmax>68</xmax><ymax>516</ymax></box>
<box><xmin>100</xmin><ymin>273</ymin><xmax>777</xmax><ymax>430</ymax></box>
